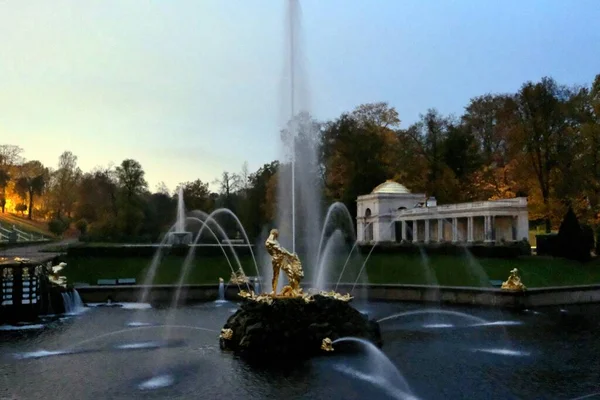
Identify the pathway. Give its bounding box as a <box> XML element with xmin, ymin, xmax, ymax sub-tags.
<box><xmin>0</xmin><ymin>238</ymin><xmax>76</xmax><ymax>261</ymax></box>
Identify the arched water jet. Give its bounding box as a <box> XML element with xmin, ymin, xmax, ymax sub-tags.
<box><xmin>334</xmin><ymin>222</ymin><xmax>373</xmax><ymax>291</ymax></box>
<box><xmin>351</xmin><ymin>243</ymin><xmax>378</xmax><ymax>293</ymax></box>
<box><xmin>189</xmin><ymin>209</ymin><xmax>261</xmax><ymax>279</ymax></box>
<box><xmin>332</xmin><ymin>337</ymin><xmax>418</xmax><ymax>400</ymax></box>
<box><xmin>314</xmin><ymin>229</ymin><xmax>344</xmax><ymax>291</ymax></box>
<box><xmin>377</xmin><ymin>309</ymin><xmax>487</xmax><ymax>325</ymax></box>
<box><xmin>65</xmin><ymin>325</ymin><xmax>218</xmax><ymax>351</ymax></box>
<box><xmin>191</xmin><ymin>208</ymin><xmax>259</xmax><ymax>278</ymax></box>
<box><xmin>171</xmin><ymin>216</ymin><xmax>250</xmax><ymax>310</ymax></box>
<box><xmin>315</xmin><ymin>202</ymin><xmax>356</xmax><ymax>269</ymax></box>
<box><xmin>138</xmin><ymin>225</ymin><xmax>177</xmax><ymax>305</ymax></box>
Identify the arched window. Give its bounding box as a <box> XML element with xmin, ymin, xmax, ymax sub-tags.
<box><xmin>365</xmin><ymin>208</ymin><xmax>372</xmax><ymax>217</ymax></box>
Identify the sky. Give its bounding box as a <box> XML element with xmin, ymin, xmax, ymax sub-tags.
<box><xmin>1</xmin><ymin>0</ymin><xmax>599</xmax><ymax>192</ymax></box>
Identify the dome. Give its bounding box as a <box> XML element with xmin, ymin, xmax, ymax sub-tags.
<box><xmin>371</xmin><ymin>180</ymin><xmax>411</xmax><ymax>194</ymax></box>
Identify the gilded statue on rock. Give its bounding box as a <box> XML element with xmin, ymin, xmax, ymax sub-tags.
<box><xmin>265</xmin><ymin>229</ymin><xmax>304</xmax><ymax>297</ymax></box>
<box><xmin>501</xmin><ymin>268</ymin><xmax>526</xmax><ymax>291</ymax></box>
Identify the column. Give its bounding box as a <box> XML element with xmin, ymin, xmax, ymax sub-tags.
<box><xmin>467</xmin><ymin>216</ymin><xmax>474</xmax><ymax>242</ymax></box>
<box><xmin>491</xmin><ymin>216</ymin><xmax>496</xmax><ymax>241</ymax></box>
<box><xmin>402</xmin><ymin>221</ymin><xmax>407</xmax><ymax>242</ymax></box>
<box><xmin>484</xmin><ymin>216</ymin><xmax>491</xmax><ymax>242</ymax></box>
<box><xmin>438</xmin><ymin>219</ymin><xmax>443</xmax><ymax>242</ymax></box>
<box><xmin>359</xmin><ymin>219</ymin><xmax>365</xmax><ymax>242</ymax></box>
<box><xmin>424</xmin><ymin>220</ymin><xmax>430</xmax><ymax>243</ymax></box>
<box><xmin>413</xmin><ymin>220</ymin><xmax>418</xmax><ymax>243</ymax></box>
<box><xmin>452</xmin><ymin>217</ymin><xmax>458</xmax><ymax>242</ymax></box>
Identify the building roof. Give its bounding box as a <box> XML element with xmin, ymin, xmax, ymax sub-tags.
<box><xmin>371</xmin><ymin>180</ymin><xmax>411</xmax><ymax>194</ymax></box>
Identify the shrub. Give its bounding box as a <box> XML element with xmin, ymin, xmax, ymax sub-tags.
<box><xmin>48</xmin><ymin>218</ymin><xmax>69</xmax><ymax>237</ymax></box>
<box><xmin>15</xmin><ymin>203</ymin><xmax>27</xmax><ymax>216</ymax></box>
<box><xmin>75</xmin><ymin>219</ymin><xmax>88</xmax><ymax>235</ymax></box>
<box><xmin>554</xmin><ymin>207</ymin><xmax>591</xmax><ymax>262</ymax></box>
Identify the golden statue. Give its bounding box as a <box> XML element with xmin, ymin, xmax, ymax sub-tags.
<box><xmin>501</xmin><ymin>268</ymin><xmax>526</xmax><ymax>291</ymax></box>
<box><xmin>220</xmin><ymin>328</ymin><xmax>233</xmax><ymax>340</ymax></box>
<box><xmin>265</xmin><ymin>229</ymin><xmax>304</xmax><ymax>297</ymax></box>
<box><xmin>321</xmin><ymin>338</ymin><xmax>334</xmax><ymax>352</ymax></box>
<box><xmin>230</xmin><ymin>267</ymin><xmax>249</xmax><ymax>285</ymax></box>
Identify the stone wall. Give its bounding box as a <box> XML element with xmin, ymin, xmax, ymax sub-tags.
<box><xmin>76</xmin><ymin>282</ymin><xmax>600</xmax><ymax>309</ymax></box>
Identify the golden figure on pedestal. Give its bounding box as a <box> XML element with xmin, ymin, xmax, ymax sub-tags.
<box><xmin>501</xmin><ymin>268</ymin><xmax>526</xmax><ymax>291</ymax></box>
<box><xmin>321</xmin><ymin>338</ymin><xmax>334</xmax><ymax>352</ymax></box>
<box><xmin>265</xmin><ymin>229</ymin><xmax>304</xmax><ymax>297</ymax></box>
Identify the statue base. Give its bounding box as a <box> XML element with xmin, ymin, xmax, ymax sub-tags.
<box><xmin>219</xmin><ymin>295</ymin><xmax>382</xmax><ymax>361</ymax></box>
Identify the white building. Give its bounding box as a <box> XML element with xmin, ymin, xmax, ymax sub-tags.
<box><xmin>356</xmin><ymin>180</ymin><xmax>529</xmax><ymax>244</ymax></box>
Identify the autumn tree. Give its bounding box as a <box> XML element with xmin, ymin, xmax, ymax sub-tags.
<box><xmin>512</xmin><ymin>77</ymin><xmax>576</xmax><ymax>232</ymax></box>
<box><xmin>15</xmin><ymin>160</ymin><xmax>48</xmax><ymax>220</ymax></box>
<box><xmin>321</xmin><ymin>114</ymin><xmax>392</xmax><ymax>219</ymax></box>
<box><xmin>0</xmin><ymin>145</ymin><xmax>23</xmax><ymax>213</ymax></box>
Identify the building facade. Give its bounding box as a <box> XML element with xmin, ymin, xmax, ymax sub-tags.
<box><xmin>356</xmin><ymin>180</ymin><xmax>529</xmax><ymax>244</ymax></box>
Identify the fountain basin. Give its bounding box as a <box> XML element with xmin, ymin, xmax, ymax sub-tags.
<box><xmin>166</xmin><ymin>232</ymin><xmax>193</xmax><ymax>246</ymax></box>
<box><xmin>220</xmin><ymin>295</ymin><xmax>382</xmax><ymax>360</ymax></box>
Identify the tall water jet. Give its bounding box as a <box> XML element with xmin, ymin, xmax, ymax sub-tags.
<box><xmin>166</xmin><ymin>187</ymin><xmax>192</xmax><ymax>245</ymax></box>
<box><xmin>175</xmin><ymin>186</ymin><xmax>185</xmax><ymax>234</ymax></box>
<box><xmin>277</xmin><ymin>0</ymin><xmax>322</xmax><ymax>280</ymax></box>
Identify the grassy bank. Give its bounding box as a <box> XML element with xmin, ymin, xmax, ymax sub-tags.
<box><xmin>63</xmin><ymin>253</ymin><xmax>600</xmax><ymax>288</ymax></box>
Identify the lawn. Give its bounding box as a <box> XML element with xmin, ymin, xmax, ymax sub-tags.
<box><xmin>0</xmin><ymin>213</ymin><xmax>53</xmax><ymax>237</ymax></box>
<box><xmin>63</xmin><ymin>253</ymin><xmax>600</xmax><ymax>288</ymax></box>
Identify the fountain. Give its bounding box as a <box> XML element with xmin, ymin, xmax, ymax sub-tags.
<box><xmin>219</xmin><ymin>228</ymin><xmax>382</xmax><ymax>360</ymax></box>
<box><xmin>166</xmin><ymin>186</ymin><xmax>192</xmax><ymax>245</ymax></box>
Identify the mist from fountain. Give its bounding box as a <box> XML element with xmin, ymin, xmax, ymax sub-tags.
<box><xmin>276</xmin><ymin>0</ymin><xmax>322</xmax><ymax>278</ymax></box>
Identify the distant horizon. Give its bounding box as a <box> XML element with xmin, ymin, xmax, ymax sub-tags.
<box><xmin>1</xmin><ymin>0</ymin><xmax>599</xmax><ymax>192</ymax></box>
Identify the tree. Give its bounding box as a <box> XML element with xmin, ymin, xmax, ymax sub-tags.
<box><xmin>512</xmin><ymin>77</ymin><xmax>575</xmax><ymax>232</ymax></box>
<box><xmin>0</xmin><ymin>145</ymin><xmax>23</xmax><ymax>214</ymax></box>
<box><xmin>0</xmin><ymin>145</ymin><xmax>24</xmax><ymax>167</ymax></box>
<box><xmin>0</xmin><ymin>169</ymin><xmax>9</xmax><ymax>213</ymax></box>
<box><xmin>321</xmin><ymin>114</ymin><xmax>392</xmax><ymax>219</ymax></box>
<box><xmin>15</xmin><ymin>160</ymin><xmax>48</xmax><ymax>220</ymax></box>
<box><xmin>212</xmin><ymin>171</ymin><xmax>240</xmax><ymax>209</ymax></box>
<box><xmin>351</xmin><ymin>102</ymin><xmax>400</xmax><ymax>129</ymax></box>
<box><xmin>178</xmin><ymin>179</ymin><xmax>213</xmax><ymax>211</ymax></box>
<box><xmin>115</xmin><ymin>159</ymin><xmax>148</xmax><ymax>201</ymax></box>
<box><xmin>239</xmin><ymin>161</ymin><xmax>251</xmax><ymax>195</ymax></box>
<box><xmin>155</xmin><ymin>181</ymin><xmax>170</xmax><ymax>196</ymax></box>
<box><xmin>74</xmin><ymin>168</ymin><xmax>119</xmax><ymax>223</ymax></box>
<box><xmin>49</xmin><ymin>151</ymin><xmax>82</xmax><ymax>218</ymax></box>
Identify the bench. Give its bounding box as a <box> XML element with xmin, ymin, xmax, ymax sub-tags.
<box><xmin>489</xmin><ymin>280</ymin><xmax>503</xmax><ymax>288</ymax></box>
<box><xmin>96</xmin><ymin>278</ymin><xmax>136</xmax><ymax>285</ymax></box>
<box><xmin>97</xmin><ymin>279</ymin><xmax>117</xmax><ymax>285</ymax></box>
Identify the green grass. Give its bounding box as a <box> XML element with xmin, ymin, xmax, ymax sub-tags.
<box><xmin>63</xmin><ymin>253</ymin><xmax>600</xmax><ymax>288</ymax></box>
<box><xmin>364</xmin><ymin>254</ymin><xmax>600</xmax><ymax>288</ymax></box>
<box><xmin>64</xmin><ymin>255</ymin><xmax>256</xmax><ymax>286</ymax></box>
<box><xmin>0</xmin><ymin>213</ymin><xmax>53</xmax><ymax>237</ymax></box>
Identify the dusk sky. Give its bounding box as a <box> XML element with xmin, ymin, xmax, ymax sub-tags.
<box><xmin>1</xmin><ymin>0</ymin><xmax>599</xmax><ymax>192</ymax></box>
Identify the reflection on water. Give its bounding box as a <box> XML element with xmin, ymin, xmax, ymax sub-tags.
<box><xmin>1</xmin><ymin>303</ymin><xmax>599</xmax><ymax>399</ymax></box>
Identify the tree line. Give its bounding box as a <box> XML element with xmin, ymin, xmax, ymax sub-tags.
<box><xmin>0</xmin><ymin>73</ymin><xmax>598</xmax><ymax>242</ymax></box>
